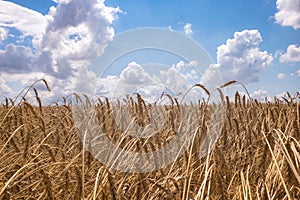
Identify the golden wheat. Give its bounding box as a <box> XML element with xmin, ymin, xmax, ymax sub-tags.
<box><xmin>0</xmin><ymin>82</ymin><xmax>299</xmax><ymax>199</ymax></box>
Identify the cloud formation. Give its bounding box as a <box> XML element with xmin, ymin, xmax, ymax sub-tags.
<box><xmin>0</xmin><ymin>44</ymin><xmax>37</xmax><ymax>73</ymax></box>
<box><xmin>0</xmin><ymin>1</ymin><xmax>47</xmax><ymax>39</ymax></box>
<box><xmin>120</xmin><ymin>62</ymin><xmax>153</xmax><ymax>85</ymax></box>
<box><xmin>0</xmin><ymin>27</ymin><xmax>7</xmax><ymax>42</ymax></box>
<box><xmin>0</xmin><ymin>0</ymin><xmax>119</xmax><ymax>75</ymax></box>
<box><xmin>92</xmin><ymin>61</ymin><xmax>196</xmax><ymax>103</ymax></box>
<box><xmin>0</xmin><ymin>0</ymin><xmax>119</xmax><ymax>98</ymax></box>
<box><xmin>277</xmin><ymin>73</ymin><xmax>286</xmax><ymax>79</ymax></box>
<box><xmin>42</xmin><ymin>0</ymin><xmax>119</xmax><ymax>60</ymax></box>
<box><xmin>0</xmin><ymin>75</ymin><xmax>12</xmax><ymax>95</ymax></box>
<box><xmin>201</xmin><ymin>30</ymin><xmax>273</xmax><ymax>86</ymax></box>
<box><xmin>280</xmin><ymin>44</ymin><xmax>300</xmax><ymax>63</ymax></box>
<box><xmin>275</xmin><ymin>0</ymin><xmax>300</xmax><ymax>29</ymax></box>
<box><xmin>251</xmin><ymin>89</ymin><xmax>267</xmax><ymax>101</ymax></box>
<box><xmin>183</xmin><ymin>23</ymin><xmax>193</xmax><ymax>37</ymax></box>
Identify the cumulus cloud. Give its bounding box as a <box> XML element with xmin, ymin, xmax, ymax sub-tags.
<box><xmin>108</xmin><ymin>62</ymin><xmax>166</xmax><ymax>100</ymax></box>
<box><xmin>0</xmin><ymin>58</ymin><xmax>204</xmax><ymax>104</ymax></box>
<box><xmin>0</xmin><ymin>0</ymin><xmax>119</xmax><ymax>99</ymax></box>
<box><xmin>0</xmin><ymin>0</ymin><xmax>119</xmax><ymax>69</ymax></box>
<box><xmin>275</xmin><ymin>0</ymin><xmax>300</xmax><ymax>29</ymax></box>
<box><xmin>0</xmin><ymin>43</ymin><xmax>73</xmax><ymax>79</ymax></box>
<box><xmin>120</xmin><ymin>62</ymin><xmax>153</xmax><ymax>85</ymax></box>
<box><xmin>183</xmin><ymin>23</ymin><xmax>193</xmax><ymax>37</ymax></box>
<box><xmin>201</xmin><ymin>30</ymin><xmax>273</xmax><ymax>86</ymax></box>
<box><xmin>0</xmin><ymin>44</ymin><xmax>37</xmax><ymax>73</ymax></box>
<box><xmin>251</xmin><ymin>89</ymin><xmax>267</xmax><ymax>101</ymax></box>
<box><xmin>136</xmin><ymin>84</ymin><xmax>166</xmax><ymax>103</ymax></box>
<box><xmin>42</xmin><ymin>0</ymin><xmax>119</xmax><ymax>60</ymax></box>
<box><xmin>92</xmin><ymin>61</ymin><xmax>197</xmax><ymax>103</ymax></box>
<box><xmin>96</xmin><ymin>75</ymin><xmax>119</xmax><ymax>96</ymax></box>
<box><xmin>80</xmin><ymin>60</ymin><xmax>201</xmax><ymax>104</ymax></box>
<box><xmin>277</xmin><ymin>73</ymin><xmax>286</xmax><ymax>79</ymax></box>
<box><xmin>161</xmin><ymin>67</ymin><xmax>191</xmax><ymax>96</ymax></box>
<box><xmin>170</xmin><ymin>60</ymin><xmax>199</xmax><ymax>81</ymax></box>
<box><xmin>280</xmin><ymin>44</ymin><xmax>300</xmax><ymax>63</ymax></box>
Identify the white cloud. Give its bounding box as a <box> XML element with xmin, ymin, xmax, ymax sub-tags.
<box><xmin>0</xmin><ymin>75</ymin><xmax>12</xmax><ymax>96</ymax></box>
<box><xmin>0</xmin><ymin>0</ymin><xmax>120</xmax><ymax>100</ymax></box>
<box><xmin>109</xmin><ymin>62</ymin><xmax>167</xmax><ymax>101</ymax></box>
<box><xmin>276</xmin><ymin>91</ymin><xmax>288</xmax><ymax>99</ymax></box>
<box><xmin>72</xmin><ymin>68</ymin><xmax>99</xmax><ymax>96</ymax></box>
<box><xmin>280</xmin><ymin>44</ymin><xmax>300</xmax><ymax>63</ymax></box>
<box><xmin>173</xmin><ymin>60</ymin><xmax>185</xmax><ymax>72</ymax></box>
<box><xmin>0</xmin><ymin>0</ymin><xmax>119</xmax><ymax>69</ymax></box>
<box><xmin>0</xmin><ymin>1</ymin><xmax>47</xmax><ymax>39</ymax></box>
<box><xmin>251</xmin><ymin>89</ymin><xmax>267</xmax><ymax>101</ymax></box>
<box><xmin>120</xmin><ymin>62</ymin><xmax>153</xmax><ymax>85</ymax></box>
<box><xmin>0</xmin><ymin>69</ymin><xmax>103</xmax><ymax>103</ymax></box>
<box><xmin>170</xmin><ymin>60</ymin><xmax>199</xmax><ymax>81</ymax></box>
<box><xmin>96</xmin><ymin>75</ymin><xmax>119</xmax><ymax>97</ymax></box>
<box><xmin>0</xmin><ymin>27</ymin><xmax>8</xmax><ymax>42</ymax></box>
<box><xmin>183</xmin><ymin>23</ymin><xmax>193</xmax><ymax>37</ymax></box>
<box><xmin>277</xmin><ymin>73</ymin><xmax>286</xmax><ymax>79</ymax></box>
<box><xmin>0</xmin><ymin>71</ymin><xmax>69</xmax><ymax>101</ymax></box>
<box><xmin>201</xmin><ymin>29</ymin><xmax>273</xmax><ymax>86</ymax></box>
<box><xmin>136</xmin><ymin>84</ymin><xmax>166</xmax><ymax>103</ymax></box>
<box><xmin>275</xmin><ymin>0</ymin><xmax>300</xmax><ymax>29</ymax></box>
<box><xmin>93</xmin><ymin>61</ymin><xmax>197</xmax><ymax>103</ymax></box>
<box><xmin>0</xmin><ymin>58</ymin><xmax>204</xmax><ymax>103</ymax></box>
<box><xmin>42</xmin><ymin>0</ymin><xmax>120</xmax><ymax>61</ymax></box>
<box><xmin>162</xmin><ymin>67</ymin><xmax>191</xmax><ymax>95</ymax></box>
<box><xmin>274</xmin><ymin>91</ymin><xmax>300</xmax><ymax>103</ymax></box>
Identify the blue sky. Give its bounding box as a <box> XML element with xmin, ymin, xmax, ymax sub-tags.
<box><xmin>0</xmin><ymin>0</ymin><xmax>299</xmax><ymax>102</ymax></box>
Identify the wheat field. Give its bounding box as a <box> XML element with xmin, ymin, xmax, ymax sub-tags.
<box><xmin>0</xmin><ymin>80</ymin><xmax>299</xmax><ymax>199</ymax></box>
